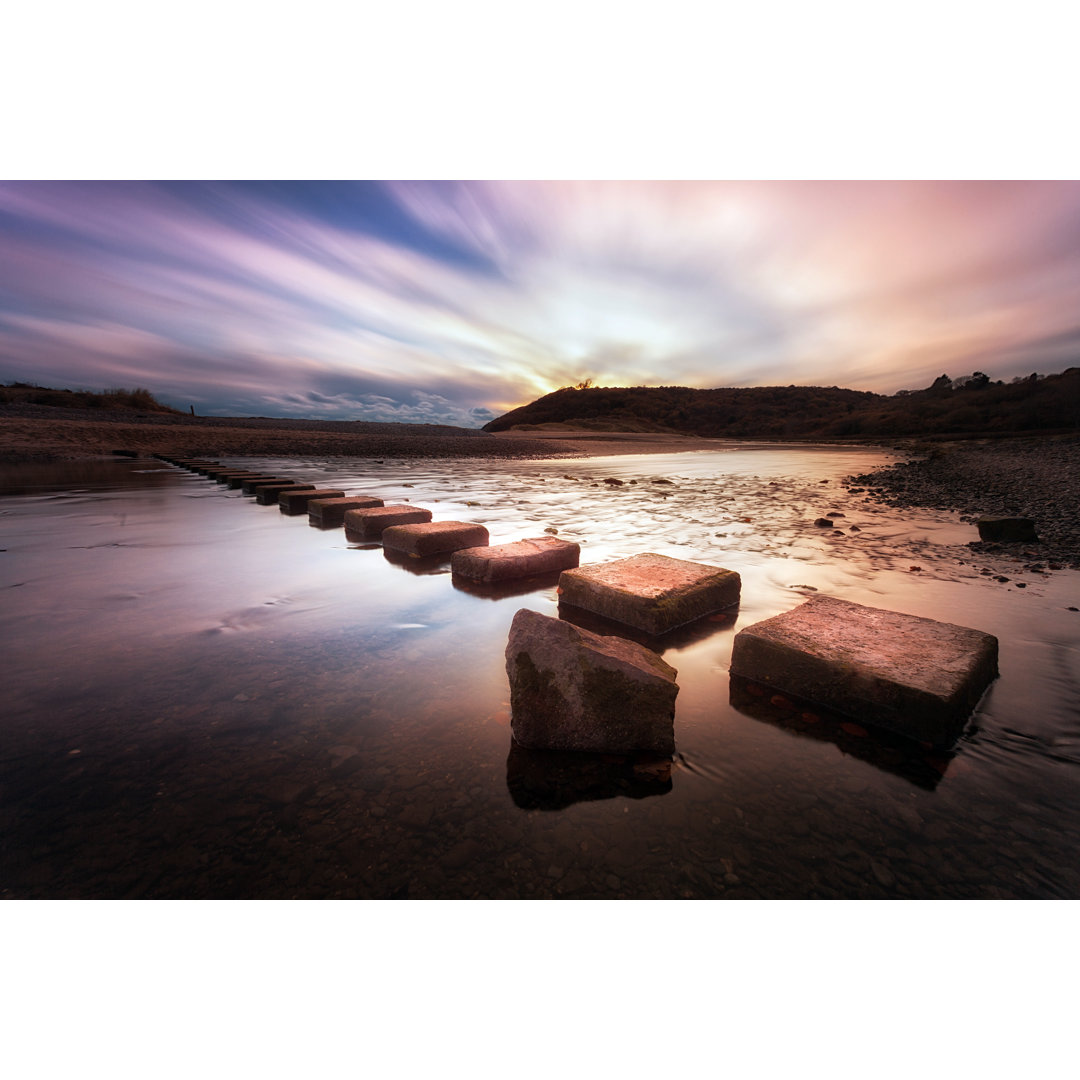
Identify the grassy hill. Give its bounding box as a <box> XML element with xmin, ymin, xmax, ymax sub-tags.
<box><xmin>484</xmin><ymin>368</ymin><xmax>1080</xmax><ymax>440</ymax></box>
<box><xmin>0</xmin><ymin>382</ymin><xmax>182</xmax><ymax>414</ymax></box>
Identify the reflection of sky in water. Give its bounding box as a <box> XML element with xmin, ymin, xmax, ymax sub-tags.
<box><xmin>2</xmin><ymin>449</ymin><xmax>1078</xmax><ymax>899</ymax></box>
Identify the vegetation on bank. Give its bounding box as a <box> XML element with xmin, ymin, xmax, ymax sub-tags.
<box><xmin>484</xmin><ymin>368</ymin><xmax>1080</xmax><ymax>440</ymax></box>
<box><xmin>0</xmin><ymin>382</ymin><xmax>181</xmax><ymax>414</ymax></box>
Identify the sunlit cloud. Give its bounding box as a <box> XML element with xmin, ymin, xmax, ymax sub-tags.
<box><xmin>2</xmin><ymin>180</ymin><xmax>1080</xmax><ymax>425</ymax></box>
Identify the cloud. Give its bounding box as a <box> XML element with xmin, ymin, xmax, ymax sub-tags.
<box><xmin>3</xmin><ymin>180</ymin><xmax>1080</xmax><ymax>422</ymax></box>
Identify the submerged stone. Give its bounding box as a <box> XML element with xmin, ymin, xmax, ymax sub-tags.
<box><xmin>729</xmin><ymin>595</ymin><xmax>999</xmax><ymax>746</ymax></box>
<box><xmin>558</xmin><ymin>553</ymin><xmax>741</xmax><ymax>635</ymax></box>
<box><xmin>307</xmin><ymin>495</ymin><xmax>385</xmax><ymax>526</ymax></box>
<box><xmin>343</xmin><ymin>504</ymin><xmax>433</xmax><ymax>540</ymax></box>
<box><xmin>505</xmin><ymin>608</ymin><xmax>678</xmax><ymax>754</ymax></box>
<box><xmin>976</xmin><ymin>517</ymin><xmax>1039</xmax><ymax>542</ymax></box>
<box><xmin>452</xmin><ymin>536</ymin><xmax>581</xmax><ymax>582</ymax></box>
<box><xmin>382</xmin><ymin>520</ymin><xmax>489</xmax><ymax>557</ymax></box>
<box><xmin>278</xmin><ymin>488</ymin><xmax>346</xmax><ymax>514</ymax></box>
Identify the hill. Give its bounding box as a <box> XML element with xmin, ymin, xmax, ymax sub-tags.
<box><xmin>483</xmin><ymin>368</ymin><xmax>1080</xmax><ymax>440</ymax></box>
<box><xmin>0</xmin><ymin>382</ymin><xmax>182</xmax><ymax>414</ymax></box>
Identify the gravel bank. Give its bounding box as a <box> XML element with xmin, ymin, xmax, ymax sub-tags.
<box><xmin>846</xmin><ymin>435</ymin><xmax>1080</xmax><ymax>568</ymax></box>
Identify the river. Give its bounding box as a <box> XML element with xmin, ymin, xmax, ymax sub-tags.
<box><xmin>2</xmin><ymin>446</ymin><xmax>1078</xmax><ymax>898</ymax></box>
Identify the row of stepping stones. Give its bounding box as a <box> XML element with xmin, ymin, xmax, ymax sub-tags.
<box><xmin>160</xmin><ymin>456</ymin><xmax>999</xmax><ymax>755</ymax></box>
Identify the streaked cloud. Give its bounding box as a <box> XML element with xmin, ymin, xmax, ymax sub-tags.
<box><xmin>2</xmin><ymin>180</ymin><xmax>1079</xmax><ymax>424</ymax></box>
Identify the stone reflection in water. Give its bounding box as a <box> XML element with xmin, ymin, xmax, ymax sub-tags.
<box><xmin>505</xmin><ymin>740</ymin><xmax>673</xmax><ymax>810</ymax></box>
<box><xmin>557</xmin><ymin>601</ymin><xmax>739</xmax><ymax>653</ymax></box>
<box><xmin>728</xmin><ymin>675</ymin><xmax>952</xmax><ymax>791</ymax></box>
<box><xmin>451</xmin><ymin>569</ymin><xmax>564</xmax><ymax>602</ymax></box>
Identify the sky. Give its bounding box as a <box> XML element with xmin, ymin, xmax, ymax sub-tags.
<box><xmin>3</xmin><ymin>179</ymin><xmax>1080</xmax><ymax>427</ymax></box>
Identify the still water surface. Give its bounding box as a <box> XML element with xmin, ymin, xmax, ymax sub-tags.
<box><xmin>2</xmin><ymin>447</ymin><xmax>1078</xmax><ymax>898</ymax></box>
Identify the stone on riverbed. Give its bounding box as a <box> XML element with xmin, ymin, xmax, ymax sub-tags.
<box><xmin>343</xmin><ymin>504</ymin><xmax>433</xmax><ymax>540</ymax></box>
<box><xmin>383</xmin><ymin>520</ymin><xmax>489</xmax><ymax>557</ymax></box>
<box><xmin>278</xmin><ymin>488</ymin><xmax>347</xmax><ymax>514</ymax></box>
<box><xmin>976</xmin><ymin>517</ymin><xmax>1039</xmax><ymax>542</ymax></box>
<box><xmin>558</xmin><ymin>553</ymin><xmax>741</xmax><ymax>635</ymax></box>
<box><xmin>505</xmin><ymin>608</ymin><xmax>678</xmax><ymax>754</ymax></box>
<box><xmin>308</xmin><ymin>495</ymin><xmax>385</xmax><ymax>526</ymax></box>
<box><xmin>452</xmin><ymin>536</ymin><xmax>581</xmax><ymax>582</ymax></box>
<box><xmin>729</xmin><ymin>595</ymin><xmax>998</xmax><ymax>746</ymax></box>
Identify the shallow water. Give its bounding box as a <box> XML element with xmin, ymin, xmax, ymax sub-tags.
<box><xmin>2</xmin><ymin>448</ymin><xmax>1078</xmax><ymax>898</ymax></box>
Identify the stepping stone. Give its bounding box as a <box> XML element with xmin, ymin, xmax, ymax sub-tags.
<box><xmin>558</xmin><ymin>553</ymin><xmax>741</xmax><ymax>635</ymax></box>
<box><xmin>976</xmin><ymin>517</ymin><xmax>1039</xmax><ymax>542</ymax></box>
<box><xmin>308</xmin><ymin>495</ymin><xmax>385</xmax><ymax>526</ymax></box>
<box><xmin>343</xmin><ymin>504</ymin><xmax>433</xmax><ymax>540</ymax></box>
<box><xmin>505</xmin><ymin>608</ymin><xmax>678</xmax><ymax>754</ymax></box>
<box><xmin>240</xmin><ymin>476</ymin><xmax>296</xmax><ymax>493</ymax></box>
<box><xmin>729</xmin><ymin>595</ymin><xmax>999</xmax><ymax>746</ymax></box>
<box><xmin>234</xmin><ymin>473</ymin><xmax>289</xmax><ymax>490</ymax></box>
<box><xmin>383</xmin><ymin>521</ymin><xmax>489</xmax><ymax>557</ymax></box>
<box><xmin>452</xmin><ymin>536</ymin><xmax>580</xmax><ymax>583</ymax></box>
<box><xmin>278</xmin><ymin>488</ymin><xmax>346</xmax><ymax>514</ymax></box>
<box><xmin>256</xmin><ymin>483</ymin><xmax>314</xmax><ymax>504</ymax></box>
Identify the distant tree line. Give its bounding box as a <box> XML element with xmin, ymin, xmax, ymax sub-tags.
<box><xmin>484</xmin><ymin>367</ymin><xmax>1080</xmax><ymax>439</ymax></box>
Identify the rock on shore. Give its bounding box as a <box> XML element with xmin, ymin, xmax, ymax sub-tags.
<box><xmin>846</xmin><ymin>436</ymin><xmax>1080</xmax><ymax>568</ymax></box>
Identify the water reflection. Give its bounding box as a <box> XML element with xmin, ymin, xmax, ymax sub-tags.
<box><xmin>452</xmin><ymin>569</ymin><xmax>564</xmax><ymax>601</ymax></box>
<box><xmin>506</xmin><ymin>740</ymin><xmax>673</xmax><ymax>809</ymax></box>
<box><xmin>2</xmin><ymin>449</ymin><xmax>1079</xmax><ymax>899</ymax></box>
<box><xmin>728</xmin><ymin>675</ymin><xmax>951</xmax><ymax>791</ymax></box>
<box><xmin>558</xmin><ymin>601</ymin><xmax>739</xmax><ymax>653</ymax></box>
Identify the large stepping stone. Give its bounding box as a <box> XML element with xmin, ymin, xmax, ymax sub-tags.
<box><xmin>383</xmin><ymin>520</ymin><xmax>489</xmax><ymax>557</ymax></box>
<box><xmin>308</xmin><ymin>495</ymin><xmax>385</xmax><ymax>527</ymax></box>
<box><xmin>729</xmin><ymin>595</ymin><xmax>998</xmax><ymax>746</ymax></box>
<box><xmin>255</xmin><ymin>483</ymin><xmax>314</xmax><ymax>504</ymax></box>
<box><xmin>505</xmin><ymin>608</ymin><xmax>678</xmax><ymax>754</ymax></box>
<box><xmin>343</xmin><ymin>504</ymin><xmax>433</xmax><ymax>540</ymax></box>
<box><xmin>452</xmin><ymin>536</ymin><xmax>580</xmax><ymax>582</ymax></box>
<box><xmin>279</xmin><ymin>488</ymin><xmax>346</xmax><ymax>514</ymax></box>
<box><xmin>558</xmin><ymin>553</ymin><xmax>741</xmax><ymax>635</ymax></box>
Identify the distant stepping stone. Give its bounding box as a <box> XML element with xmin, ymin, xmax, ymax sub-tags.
<box><xmin>255</xmin><ymin>483</ymin><xmax>314</xmax><ymax>504</ymax></box>
<box><xmin>452</xmin><ymin>536</ymin><xmax>580</xmax><ymax>582</ymax></box>
<box><xmin>383</xmin><ymin>521</ymin><xmax>489</xmax><ymax>557</ymax></box>
<box><xmin>240</xmin><ymin>476</ymin><xmax>298</xmax><ymax>493</ymax></box>
<box><xmin>558</xmin><ymin>553</ymin><xmax>741</xmax><ymax>635</ymax></box>
<box><xmin>279</xmin><ymin>489</ymin><xmax>346</xmax><ymax>514</ymax></box>
<box><xmin>343</xmin><ymin>504</ymin><xmax>433</xmax><ymax>540</ymax></box>
<box><xmin>308</xmin><ymin>495</ymin><xmax>385</xmax><ymax>527</ymax></box>
<box><xmin>730</xmin><ymin>595</ymin><xmax>998</xmax><ymax>747</ymax></box>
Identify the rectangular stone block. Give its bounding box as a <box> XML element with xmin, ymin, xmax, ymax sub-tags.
<box><xmin>452</xmin><ymin>536</ymin><xmax>581</xmax><ymax>582</ymax></box>
<box><xmin>506</xmin><ymin>608</ymin><xmax>678</xmax><ymax>754</ymax></box>
<box><xmin>255</xmin><ymin>483</ymin><xmax>314</xmax><ymax>504</ymax></box>
<box><xmin>558</xmin><ymin>553</ymin><xmax>741</xmax><ymax>635</ymax></box>
<box><xmin>729</xmin><ymin>595</ymin><xmax>999</xmax><ymax>746</ymax></box>
<box><xmin>976</xmin><ymin>516</ymin><xmax>1039</xmax><ymax>542</ymax></box>
<box><xmin>383</xmin><ymin>521</ymin><xmax>489</xmax><ymax>557</ymax></box>
<box><xmin>308</xmin><ymin>495</ymin><xmax>385</xmax><ymax>526</ymax></box>
<box><xmin>278</xmin><ymin>488</ymin><xmax>346</xmax><ymax>514</ymax></box>
<box><xmin>239</xmin><ymin>476</ymin><xmax>297</xmax><ymax>493</ymax></box>
<box><xmin>343</xmin><ymin>504</ymin><xmax>433</xmax><ymax>540</ymax></box>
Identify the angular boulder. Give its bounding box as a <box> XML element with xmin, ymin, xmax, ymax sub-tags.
<box><xmin>976</xmin><ymin>517</ymin><xmax>1039</xmax><ymax>542</ymax></box>
<box><xmin>558</xmin><ymin>553</ymin><xmax>741</xmax><ymax>635</ymax></box>
<box><xmin>452</xmin><ymin>536</ymin><xmax>580</xmax><ymax>582</ymax></box>
<box><xmin>382</xmin><ymin>520</ymin><xmax>489</xmax><ymax>557</ymax></box>
<box><xmin>729</xmin><ymin>595</ymin><xmax>999</xmax><ymax>746</ymax></box>
<box><xmin>505</xmin><ymin>608</ymin><xmax>678</xmax><ymax>754</ymax></box>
